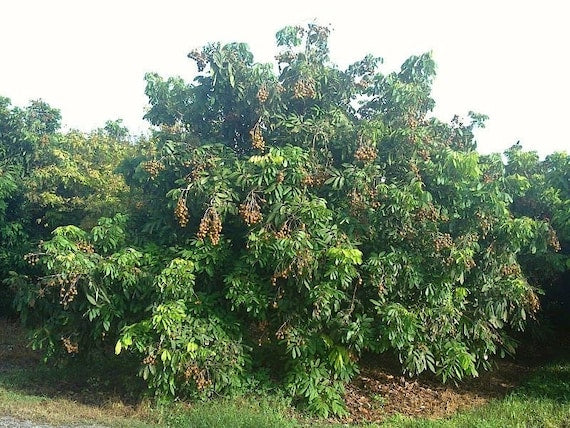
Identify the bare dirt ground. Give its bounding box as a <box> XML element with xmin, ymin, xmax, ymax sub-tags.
<box><xmin>341</xmin><ymin>357</ymin><xmax>531</xmax><ymax>424</ymax></box>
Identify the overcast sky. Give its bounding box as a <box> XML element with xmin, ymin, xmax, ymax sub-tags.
<box><xmin>1</xmin><ymin>0</ymin><xmax>568</xmax><ymax>157</ymax></box>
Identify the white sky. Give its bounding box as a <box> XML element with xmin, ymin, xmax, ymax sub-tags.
<box><xmin>1</xmin><ymin>0</ymin><xmax>568</xmax><ymax>157</ymax></box>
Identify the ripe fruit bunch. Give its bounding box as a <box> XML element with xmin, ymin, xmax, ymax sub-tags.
<box><xmin>275</xmin><ymin>324</ymin><xmax>289</xmax><ymax>340</ymax></box>
<box><xmin>188</xmin><ymin>48</ymin><xmax>207</xmax><ymax>72</ymax></box>
<box><xmin>239</xmin><ymin>195</ymin><xmax>263</xmax><ymax>225</ymax></box>
<box><xmin>197</xmin><ymin>208</ymin><xmax>222</xmax><ymax>245</ymax></box>
<box><xmin>61</xmin><ymin>337</ymin><xmax>79</xmax><ymax>354</ymax></box>
<box><xmin>274</xmin><ymin>222</ymin><xmax>291</xmax><ymax>239</ymax></box>
<box><xmin>349</xmin><ymin>188</ymin><xmax>367</xmax><ymax>212</ymax></box>
<box><xmin>415</xmin><ymin>205</ymin><xmax>439</xmax><ymax>222</ymax></box>
<box><xmin>271</xmin><ymin>265</ymin><xmax>291</xmax><ymax>286</ymax></box>
<box><xmin>249</xmin><ymin>124</ymin><xmax>265</xmax><ymax>150</ymax></box>
<box><xmin>475</xmin><ymin>211</ymin><xmax>492</xmax><ymax>236</ymax></box>
<box><xmin>77</xmin><ymin>241</ymin><xmax>94</xmax><ymax>254</ymax></box>
<box><xmin>142</xmin><ymin>160</ymin><xmax>165</xmax><ymax>179</ymax></box>
<box><xmin>184</xmin><ymin>364</ymin><xmax>211</xmax><ymax>391</ymax></box>
<box><xmin>142</xmin><ymin>354</ymin><xmax>156</xmax><ymax>365</ymax></box>
<box><xmin>418</xmin><ymin>148</ymin><xmax>431</xmax><ymax>162</ymax></box>
<box><xmin>434</xmin><ymin>233</ymin><xmax>453</xmax><ymax>252</ymax></box>
<box><xmin>175</xmin><ymin>197</ymin><xmax>189</xmax><ymax>227</ymax></box>
<box><xmin>59</xmin><ymin>276</ymin><xmax>78</xmax><ymax>306</ymax></box>
<box><xmin>257</xmin><ymin>85</ymin><xmax>269</xmax><ymax>103</ymax></box>
<box><xmin>301</xmin><ymin>170</ymin><xmax>327</xmax><ymax>187</ymax></box>
<box><xmin>527</xmin><ymin>290</ymin><xmax>540</xmax><ymax>314</ymax></box>
<box><xmin>548</xmin><ymin>226</ymin><xmax>561</xmax><ymax>251</ymax></box>
<box><xmin>24</xmin><ymin>253</ymin><xmax>40</xmax><ymax>266</ymax></box>
<box><xmin>501</xmin><ymin>264</ymin><xmax>521</xmax><ymax>276</ymax></box>
<box><xmin>293</xmin><ymin>79</ymin><xmax>316</xmax><ymax>99</ymax></box>
<box><xmin>354</xmin><ymin>144</ymin><xmax>377</xmax><ymax>162</ymax></box>
<box><xmin>275</xmin><ymin>51</ymin><xmax>296</xmax><ymax>64</ymax></box>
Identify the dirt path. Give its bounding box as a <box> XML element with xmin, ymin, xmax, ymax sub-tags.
<box><xmin>0</xmin><ymin>416</ymin><xmax>104</xmax><ymax>428</ymax></box>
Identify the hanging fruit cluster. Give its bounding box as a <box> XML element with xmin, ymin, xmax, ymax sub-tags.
<box><xmin>433</xmin><ymin>233</ymin><xmax>453</xmax><ymax>252</ymax></box>
<box><xmin>76</xmin><ymin>241</ymin><xmax>94</xmax><ymax>254</ymax></box>
<box><xmin>501</xmin><ymin>264</ymin><xmax>522</xmax><ymax>276</ymax></box>
<box><xmin>475</xmin><ymin>211</ymin><xmax>493</xmax><ymax>237</ymax></box>
<box><xmin>142</xmin><ymin>354</ymin><xmax>157</xmax><ymax>365</ymax></box>
<box><xmin>197</xmin><ymin>208</ymin><xmax>222</xmax><ymax>245</ymax></box>
<box><xmin>274</xmin><ymin>222</ymin><xmax>292</xmax><ymax>239</ymax></box>
<box><xmin>249</xmin><ymin>123</ymin><xmax>265</xmax><ymax>150</ymax></box>
<box><xmin>548</xmin><ymin>226</ymin><xmax>561</xmax><ymax>251</ymax></box>
<box><xmin>239</xmin><ymin>193</ymin><xmax>263</xmax><ymax>225</ymax></box>
<box><xmin>175</xmin><ymin>196</ymin><xmax>189</xmax><ymax>227</ymax></box>
<box><xmin>184</xmin><ymin>364</ymin><xmax>211</xmax><ymax>391</ymax></box>
<box><xmin>257</xmin><ymin>85</ymin><xmax>269</xmax><ymax>103</ymax></box>
<box><xmin>526</xmin><ymin>290</ymin><xmax>541</xmax><ymax>314</ymax></box>
<box><xmin>61</xmin><ymin>337</ymin><xmax>79</xmax><ymax>354</ymax></box>
<box><xmin>142</xmin><ymin>160</ymin><xmax>165</xmax><ymax>179</ymax></box>
<box><xmin>415</xmin><ymin>205</ymin><xmax>439</xmax><ymax>222</ymax></box>
<box><xmin>292</xmin><ymin>79</ymin><xmax>316</xmax><ymax>99</ymax></box>
<box><xmin>24</xmin><ymin>252</ymin><xmax>40</xmax><ymax>266</ymax></box>
<box><xmin>59</xmin><ymin>275</ymin><xmax>79</xmax><ymax>307</ymax></box>
<box><xmin>354</xmin><ymin>144</ymin><xmax>377</xmax><ymax>163</ymax></box>
<box><xmin>188</xmin><ymin>48</ymin><xmax>207</xmax><ymax>72</ymax></box>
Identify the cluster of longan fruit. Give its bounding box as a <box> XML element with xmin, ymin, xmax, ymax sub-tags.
<box><xmin>355</xmin><ymin>78</ymin><xmax>371</xmax><ymax>90</ymax></box>
<box><xmin>59</xmin><ymin>277</ymin><xmax>78</xmax><ymax>307</ymax></box>
<box><xmin>249</xmin><ymin>124</ymin><xmax>265</xmax><ymax>150</ymax></box>
<box><xmin>434</xmin><ymin>233</ymin><xmax>453</xmax><ymax>252</ymax></box>
<box><xmin>142</xmin><ymin>354</ymin><xmax>156</xmax><ymax>365</ymax></box>
<box><xmin>275</xmin><ymin>325</ymin><xmax>290</xmax><ymax>340</ymax></box>
<box><xmin>61</xmin><ymin>337</ymin><xmax>79</xmax><ymax>354</ymax></box>
<box><xmin>188</xmin><ymin>48</ymin><xmax>207</xmax><ymax>72</ymax></box>
<box><xmin>24</xmin><ymin>253</ymin><xmax>40</xmax><ymax>266</ymax></box>
<box><xmin>398</xmin><ymin>224</ymin><xmax>416</xmax><ymax>239</ymax></box>
<box><xmin>548</xmin><ymin>227</ymin><xmax>561</xmax><ymax>252</ymax></box>
<box><xmin>257</xmin><ymin>86</ymin><xmax>269</xmax><ymax>103</ymax></box>
<box><xmin>354</xmin><ymin>144</ymin><xmax>377</xmax><ymax>162</ymax></box>
<box><xmin>76</xmin><ymin>241</ymin><xmax>94</xmax><ymax>254</ymax></box>
<box><xmin>239</xmin><ymin>199</ymin><xmax>262</xmax><ymax>226</ymax></box>
<box><xmin>301</xmin><ymin>171</ymin><xmax>327</xmax><ymax>187</ymax></box>
<box><xmin>189</xmin><ymin>162</ymin><xmax>206</xmax><ymax>181</ymax></box>
<box><xmin>501</xmin><ymin>264</ymin><xmax>521</xmax><ymax>276</ymax></box>
<box><xmin>418</xmin><ymin>149</ymin><xmax>431</xmax><ymax>162</ymax></box>
<box><xmin>475</xmin><ymin>211</ymin><xmax>492</xmax><ymax>236</ymax></box>
<box><xmin>271</xmin><ymin>265</ymin><xmax>291</xmax><ymax>287</ymax></box>
<box><xmin>274</xmin><ymin>222</ymin><xmax>291</xmax><ymax>240</ymax></box>
<box><xmin>349</xmin><ymin>188</ymin><xmax>367</xmax><ymax>212</ymax></box>
<box><xmin>415</xmin><ymin>205</ymin><xmax>439</xmax><ymax>222</ymax></box>
<box><xmin>275</xmin><ymin>51</ymin><xmax>296</xmax><ymax>64</ymax></box>
<box><xmin>175</xmin><ymin>197</ymin><xmax>189</xmax><ymax>227</ymax></box>
<box><xmin>197</xmin><ymin>208</ymin><xmax>222</xmax><ymax>245</ymax></box>
<box><xmin>292</xmin><ymin>79</ymin><xmax>316</xmax><ymax>99</ymax></box>
<box><xmin>142</xmin><ymin>160</ymin><xmax>165</xmax><ymax>180</ymax></box>
<box><xmin>184</xmin><ymin>364</ymin><xmax>211</xmax><ymax>391</ymax></box>
<box><xmin>250</xmin><ymin>320</ymin><xmax>270</xmax><ymax>346</ymax></box>
<box><xmin>409</xmin><ymin>162</ymin><xmax>422</xmax><ymax>180</ymax></box>
<box><xmin>527</xmin><ymin>290</ymin><xmax>540</xmax><ymax>314</ymax></box>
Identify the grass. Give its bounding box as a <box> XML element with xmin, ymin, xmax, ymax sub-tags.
<box><xmin>1</xmin><ymin>317</ymin><xmax>568</xmax><ymax>427</ymax></box>
<box><xmin>1</xmin><ymin>359</ymin><xmax>568</xmax><ymax>427</ymax></box>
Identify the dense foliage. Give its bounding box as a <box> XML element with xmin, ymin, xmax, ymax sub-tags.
<box><xmin>1</xmin><ymin>25</ymin><xmax>567</xmax><ymax>416</ymax></box>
